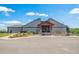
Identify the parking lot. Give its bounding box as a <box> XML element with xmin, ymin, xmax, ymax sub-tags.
<box><xmin>0</xmin><ymin>35</ymin><xmax>79</xmax><ymax>54</ymax></box>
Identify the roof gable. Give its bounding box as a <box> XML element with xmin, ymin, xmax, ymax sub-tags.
<box><xmin>48</xmin><ymin>18</ymin><xmax>66</xmax><ymax>27</ymax></box>
<box><xmin>23</xmin><ymin>18</ymin><xmax>41</xmax><ymax>27</ymax></box>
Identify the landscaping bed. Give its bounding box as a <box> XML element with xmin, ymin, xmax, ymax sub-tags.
<box><xmin>9</xmin><ymin>32</ymin><xmax>33</xmax><ymax>38</ymax></box>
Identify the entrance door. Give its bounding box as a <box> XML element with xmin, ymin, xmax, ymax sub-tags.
<box><xmin>42</xmin><ymin>25</ymin><xmax>50</xmax><ymax>33</ymax></box>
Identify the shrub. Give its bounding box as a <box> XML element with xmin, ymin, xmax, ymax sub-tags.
<box><xmin>9</xmin><ymin>32</ymin><xmax>33</xmax><ymax>38</ymax></box>
<box><xmin>70</xmin><ymin>28</ymin><xmax>79</xmax><ymax>35</ymax></box>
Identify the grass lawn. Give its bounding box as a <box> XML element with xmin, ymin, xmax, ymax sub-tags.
<box><xmin>0</xmin><ymin>32</ymin><xmax>33</xmax><ymax>38</ymax></box>
<box><xmin>0</xmin><ymin>33</ymin><xmax>10</xmax><ymax>37</ymax></box>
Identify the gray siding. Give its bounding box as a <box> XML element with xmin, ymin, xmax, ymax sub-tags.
<box><xmin>51</xmin><ymin>27</ymin><xmax>67</xmax><ymax>35</ymax></box>
<box><xmin>7</xmin><ymin>27</ymin><xmax>22</xmax><ymax>33</ymax></box>
<box><xmin>22</xmin><ymin>27</ymin><xmax>40</xmax><ymax>33</ymax></box>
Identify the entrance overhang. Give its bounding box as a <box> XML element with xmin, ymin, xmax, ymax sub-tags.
<box><xmin>38</xmin><ymin>21</ymin><xmax>54</xmax><ymax>35</ymax></box>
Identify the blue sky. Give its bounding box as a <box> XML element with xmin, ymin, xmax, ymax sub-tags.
<box><xmin>0</xmin><ymin>4</ymin><xmax>79</xmax><ymax>30</ymax></box>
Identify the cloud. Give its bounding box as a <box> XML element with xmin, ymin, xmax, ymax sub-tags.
<box><xmin>26</xmin><ymin>12</ymin><xmax>48</xmax><ymax>17</ymax></box>
<box><xmin>0</xmin><ymin>20</ymin><xmax>22</xmax><ymax>30</ymax></box>
<box><xmin>0</xmin><ymin>6</ymin><xmax>15</xmax><ymax>16</ymax></box>
<box><xmin>0</xmin><ymin>6</ymin><xmax>15</xmax><ymax>12</ymax></box>
<box><xmin>0</xmin><ymin>24</ymin><xmax>7</xmax><ymax>31</ymax></box>
<box><xmin>5</xmin><ymin>13</ymin><xmax>10</xmax><ymax>16</ymax></box>
<box><xmin>3</xmin><ymin>20</ymin><xmax>22</xmax><ymax>26</ymax></box>
<box><xmin>70</xmin><ymin>8</ymin><xmax>79</xmax><ymax>14</ymax></box>
<box><xmin>26</xmin><ymin>12</ymin><xmax>35</xmax><ymax>16</ymax></box>
<box><xmin>38</xmin><ymin>13</ymin><xmax>48</xmax><ymax>17</ymax></box>
<box><xmin>0</xmin><ymin>24</ymin><xmax>5</xmax><ymax>26</ymax></box>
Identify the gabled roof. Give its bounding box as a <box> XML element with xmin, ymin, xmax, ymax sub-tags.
<box><xmin>47</xmin><ymin>18</ymin><xmax>67</xmax><ymax>27</ymax></box>
<box><xmin>23</xmin><ymin>18</ymin><xmax>41</xmax><ymax>27</ymax></box>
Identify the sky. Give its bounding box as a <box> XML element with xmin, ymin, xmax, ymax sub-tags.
<box><xmin>0</xmin><ymin>4</ymin><xmax>79</xmax><ymax>30</ymax></box>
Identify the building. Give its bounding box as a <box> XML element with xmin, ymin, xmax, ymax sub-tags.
<box><xmin>7</xmin><ymin>18</ymin><xmax>69</xmax><ymax>35</ymax></box>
